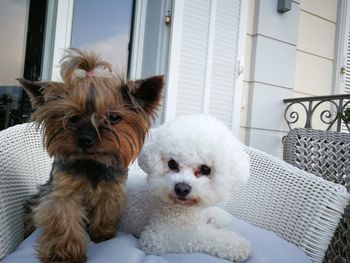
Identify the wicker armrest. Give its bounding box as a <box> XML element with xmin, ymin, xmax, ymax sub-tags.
<box><xmin>0</xmin><ymin>123</ymin><xmax>52</xmax><ymax>260</ymax></box>
<box><xmin>226</xmin><ymin>146</ymin><xmax>349</xmax><ymax>263</ymax></box>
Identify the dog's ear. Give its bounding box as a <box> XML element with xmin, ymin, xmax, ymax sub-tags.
<box><xmin>138</xmin><ymin>130</ymin><xmax>159</xmax><ymax>174</ymax></box>
<box><xmin>223</xmin><ymin>140</ymin><xmax>250</xmax><ymax>193</ymax></box>
<box><xmin>138</xmin><ymin>150</ymin><xmax>151</xmax><ymax>175</ymax></box>
<box><xmin>124</xmin><ymin>75</ymin><xmax>164</xmax><ymax>117</ymax></box>
<box><xmin>17</xmin><ymin>78</ymin><xmax>46</xmax><ymax>108</ymax></box>
<box><xmin>232</xmin><ymin>149</ymin><xmax>250</xmax><ymax>185</ymax></box>
<box><xmin>17</xmin><ymin>78</ymin><xmax>65</xmax><ymax>108</ymax></box>
<box><xmin>213</xmin><ymin>136</ymin><xmax>250</xmax><ymax>202</ymax></box>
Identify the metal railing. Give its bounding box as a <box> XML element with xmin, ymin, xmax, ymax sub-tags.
<box><xmin>283</xmin><ymin>94</ymin><xmax>350</xmax><ymax>132</ymax></box>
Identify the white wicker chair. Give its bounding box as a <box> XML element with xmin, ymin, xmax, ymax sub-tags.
<box><xmin>283</xmin><ymin>128</ymin><xmax>350</xmax><ymax>262</ymax></box>
<box><xmin>0</xmin><ymin>123</ymin><xmax>349</xmax><ymax>263</ymax></box>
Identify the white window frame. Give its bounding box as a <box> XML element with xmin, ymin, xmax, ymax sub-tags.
<box><xmin>128</xmin><ymin>0</ymin><xmax>172</xmax><ymax>125</ymax></box>
<box><xmin>128</xmin><ymin>0</ymin><xmax>147</xmax><ymax>80</ymax></box>
<box><xmin>41</xmin><ymin>0</ymin><xmax>74</xmax><ymax>81</ymax></box>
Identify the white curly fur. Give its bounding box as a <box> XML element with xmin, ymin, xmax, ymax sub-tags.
<box><xmin>119</xmin><ymin>114</ymin><xmax>251</xmax><ymax>262</ymax></box>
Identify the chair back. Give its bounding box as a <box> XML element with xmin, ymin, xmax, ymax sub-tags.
<box><xmin>283</xmin><ymin>128</ymin><xmax>350</xmax><ymax>262</ymax></box>
<box><xmin>0</xmin><ymin>123</ymin><xmax>52</xmax><ymax>260</ymax></box>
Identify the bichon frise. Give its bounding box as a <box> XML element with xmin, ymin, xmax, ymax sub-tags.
<box><xmin>120</xmin><ymin>114</ymin><xmax>251</xmax><ymax>262</ymax></box>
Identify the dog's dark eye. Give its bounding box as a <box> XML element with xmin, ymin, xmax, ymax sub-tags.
<box><xmin>69</xmin><ymin>115</ymin><xmax>80</xmax><ymax>123</ymax></box>
<box><xmin>200</xmin><ymin>165</ymin><xmax>211</xmax><ymax>176</ymax></box>
<box><xmin>168</xmin><ymin>159</ymin><xmax>179</xmax><ymax>172</ymax></box>
<box><xmin>108</xmin><ymin>114</ymin><xmax>122</xmax><ymax>124</ymax></box>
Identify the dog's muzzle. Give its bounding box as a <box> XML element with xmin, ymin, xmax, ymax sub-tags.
<box><xmin>78</xmin><ymin>122</ymin><xmax>97</xmax><ymax>149</ymax></box>
<box><xmin>174</xmin><ymin>182</ymin><xmax>191</xmax><ymax>199</ymax></box>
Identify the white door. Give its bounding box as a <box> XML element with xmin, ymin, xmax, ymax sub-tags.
<box><xmin>164</xmin><ymin>0</ymin><xmax>248</xmax><ymax>134</ymax></box>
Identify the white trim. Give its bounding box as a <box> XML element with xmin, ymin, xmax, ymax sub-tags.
<box><xmin>50</xmin><ymin>0</ymin><xmax>74</xmax><ymax>81</ymax></box>
<box><xmin>158</xmin><ymin>1</ymin><xmax>173</xmax><ymax>76</ymax></box>
<box><xmin>128</xmin><ymin>0</ymin><xmax>147</xmax><ymax>80</ymax></box>
<box><xmin>163</xmin><ymin>0</ymin><xmax>184</xmax><ymax>121</ymax></box>
<box><xmin>231</xmin><ymin>0</ymin><xmax>248</xmax><ymax>136</ymax></box>
<box><xmin>155</xmin><ymin>0</ymin><xmax>173</xmax><ymax>125</ymax></box>
<box><xmin>155</xmin><ymin>0</ymin><xmax>173</xmax><ymax>76</ymax></box>
<box><xmin>333</xmin><ymin>0</ymin><xmax>350</xmax><ymax>94</ymax></box>
<box><xmin>202</xmin><ymin>0</ymin><xmax>217</xmax><ymax>114</ymax></box>
<box><xmin>41</xmin><ymin>0</ymin><xmax>58</xmax><ymax>81</ymax></box>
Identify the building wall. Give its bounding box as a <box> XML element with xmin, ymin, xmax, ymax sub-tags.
<box><xmin>293</xmin><ymin>0</ymin><xmax>338</xmax><ymax>131</ymax></box>
<box><xmin>240</xmin><ymin>0</ymin><xmax>300</xmax><ymax>157</ymax></box>
<box><xmin>240</xmin><ymin>0</ymin><xmax>339</xmax><ymax>157</ymax></box>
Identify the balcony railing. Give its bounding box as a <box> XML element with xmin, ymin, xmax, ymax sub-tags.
<box><xmin>283</xmin><ymin>94</ymin><xmax>350</xmax><ymax>133</ymax></box>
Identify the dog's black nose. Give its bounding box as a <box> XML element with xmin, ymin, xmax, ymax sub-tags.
<box><xmin>174</xmin><ymin>182</ymin><xmax>191</xmax><ymax>198</ymax></box>
<box><xmin>78</xmin><ymin>134</ymin><xmax>96</xmax><ymax>149</ymax></box>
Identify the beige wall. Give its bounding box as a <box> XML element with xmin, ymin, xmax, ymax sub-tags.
<box><xmin>240</xmin><ymin>0</ymin><xmax>299</xmax><ymax>156</ymax></box>
<box><xmin>294</xmin><ymin>0</ymin><xmax>338</xmax><ymax>97</ymax></box>
<box><xmin>293</xmin><ymin>0</ymin><xmax>338</xmax><ymax>130</ymax></box>
<box><xmin>240</xmin><ymin>0</ymin><xmax>339</xmax><ymax>156</ymax></box>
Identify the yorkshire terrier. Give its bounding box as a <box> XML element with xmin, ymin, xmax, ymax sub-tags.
<box><xmin>18</xmin><ymin>48</ymin><xmax>163</xmax><ymax>263</ymax></box>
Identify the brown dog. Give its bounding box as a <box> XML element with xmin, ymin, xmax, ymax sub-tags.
<box><xmin>18</xmin><ymin>49</ymin><xmax>163</xmax><ymax>263</ymax></box>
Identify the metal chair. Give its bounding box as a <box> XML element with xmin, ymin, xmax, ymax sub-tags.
<box><xmin>283</xmin><ymin>128</ymin><xmax>350</xmax><ymax>263</ymax></box>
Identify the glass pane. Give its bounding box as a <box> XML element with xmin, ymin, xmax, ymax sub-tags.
<box><xmin>0</xmin><ymin>0</ymin><xmax>30</xmax><ymax>130</ymax></box>
<box><xmin>71</xmin><ymin>0</ymin><xmax>133</xmax><ymax>72</ymax></box>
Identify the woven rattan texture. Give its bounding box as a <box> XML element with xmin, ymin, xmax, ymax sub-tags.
<box><xmin>0</xmin><ymin>125</ymin><xmax>348</xmax><ymax>263</ymax></box>
<box><xmin>0</xmin><ymin>124</ymin><xmax>52</xmax><ymax>260</ymax></box>
<box><xmin>283</xmin><ymin>128</ymin><xmax>350</xmax><ymax>263</ymax></box>
<box><xmin>227</xmin><ymin>146</ymin><xmax>349</xmax><ymax>263</ymax></box>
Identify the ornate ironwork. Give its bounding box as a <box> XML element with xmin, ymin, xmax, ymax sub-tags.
<box><xmin>283</xmin><ymin>94</ymin><xmax>350</xmax><ymax>132</ymax></box>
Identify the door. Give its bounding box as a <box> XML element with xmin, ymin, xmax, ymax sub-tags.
<box><xmin>164</xmin><ymin>0</ymin><xmax>248</xmax><ymax>134</ymax></box>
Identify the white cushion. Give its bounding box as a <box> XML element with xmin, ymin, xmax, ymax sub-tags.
<box><xmin>2</xmin><ymin>216</ymin><xmax>310</xmax><ymax>263</ymax></box>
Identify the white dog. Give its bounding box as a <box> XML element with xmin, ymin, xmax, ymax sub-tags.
<box><xmin>119</xmin><ymin>114</ymin><xmax>251</xmax><ymax>262</ymax></box>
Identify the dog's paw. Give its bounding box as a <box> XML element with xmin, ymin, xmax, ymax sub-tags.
<box><xmin>36</xmin><ymin>233</ymin><xmax>88</xmax><ymax>263</ymax></box>
<box><xmin>226</xmin><ymin>238</ymin><xmax>251</xmax><ymax>262</ymax></box>
<box><xmin>139</xmin><ymin>228</ymin><xmax>166</xmax><ymax>255</ymax></box>
<box><xmin>89</xmin><ymin>230</ymin><xmax>116</xmax><ymax>243</ymax></box>
<box><xmin>38</xmin><ymin>254</ymin><xmax>87</xmax><ymax>263</ymax></box>
<box><xmin>219</xmin><ymin>235</ymin><xmax>251</xmax><ymax>262</ymax></box>
<box><xmin>206</xmin><ymin>229</ymin><xmax>251</xmax><ymax>262</ymax></box>
<box><xmin>202</xmin><ymin>206</ymin><xmax>234</xmax><ymax>228</ymax></box>
<box><xmin>139</xmin><ymin>240</ymin><xmax>165</xmax><ymax>255</ymax></box>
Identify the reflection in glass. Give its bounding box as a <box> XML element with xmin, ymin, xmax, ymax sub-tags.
<box><xmin>0</xmin><ymin>0</ymin><xmax>29</xmax><ymax>130</ymax></box>
<box><xmin>71</xmin><ymin>0</ymin><xmax>133</xmax><ymax>72</ymax></box>
<box><xmin>0</xmin><ymin>87</ymin><xmax>22</xmax><ymax>130</ymax></box>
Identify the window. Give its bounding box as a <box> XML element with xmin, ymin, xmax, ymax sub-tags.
<box><xmin>0</xmin><ymin>0</ymin><xmax>46</xmax><ymax>130</ymax></box>
<box><xmin>71</xmin><ymin>0</ymin><xmax>133</xmax><ymax>71</ymax></box>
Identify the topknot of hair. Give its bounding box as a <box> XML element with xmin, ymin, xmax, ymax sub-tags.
<box><xmin>60</xmin><ymin>48</ymin><xmax>113</xmax><ymax>84</ymax></box>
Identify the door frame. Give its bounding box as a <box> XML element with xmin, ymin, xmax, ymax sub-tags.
<box><xmin>333</xmin><ymin>0</ymin><xmax>350</xmax><ymax>94</ymax></box>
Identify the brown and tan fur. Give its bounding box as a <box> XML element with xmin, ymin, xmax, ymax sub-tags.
<box><xmin>19</xmin><ymin>48</ymin><xmax>163</xmax><ymax>263</ymax></box>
